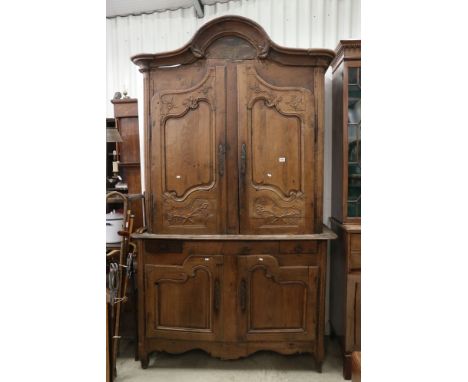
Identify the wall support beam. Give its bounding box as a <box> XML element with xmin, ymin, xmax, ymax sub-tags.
<box><xmin>193</xmin><ymin>0</ymin><xmax>204</xmax><ymax>18</ymax></box>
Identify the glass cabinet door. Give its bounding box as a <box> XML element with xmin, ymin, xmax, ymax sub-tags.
<box><xmin>347</xmin><ymin>66</ymin><xmax>361</xmax><ymax>218</ymax></box>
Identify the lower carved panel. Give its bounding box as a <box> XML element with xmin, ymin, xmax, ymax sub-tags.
<box><xmin>165</xmin><ymin>198</ymin><xmax>213</xmax><ymax>227</ymax></box>
<box><xmin>254</xmin><ymin>196</ymin><xmax>301</xmax><ymax>226</ymax></box>
<box><xmin>162</xmin><ymin>197</ymin><xmax>217</xmax><ymax>232</ymax></box>
<box><xmin>247</xmin><ymin>196</ymin><xmax>306</xmax><ymax>233</ymax></box>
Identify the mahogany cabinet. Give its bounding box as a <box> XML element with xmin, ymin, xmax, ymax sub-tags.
<box><xmin>329</xmin><ymin>40</ymin><xmax>361</xmax><ymax>380</ymax></box>
<box><xmin>131</xmin><ymin>16</ymin><xmax>336</xmax><ymax>371</ymax></box>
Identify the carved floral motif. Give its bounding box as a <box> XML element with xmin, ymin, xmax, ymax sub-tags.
<box><xmin>249</xmin><ymin>83</ymin><xmax>262</xmax><ymax>94</ymax></box>
<box><xmin>182</xmin><ymin>95</ymin><xmax>199</xmax><ymax>110</ymax></box>
<box><xmin>254</xmin><ymin>197</ymin><xmax>300</xmax><ymax>225</ymax></box>
<box><xmin>161</xmin><ymin>96</ymin><xmax>175</xmax><ymax>111</ymax></box>
<box><xmin>257</xmin><ymin>43</ymin><xmax>270</xmax><ymax>58</ymax></box>
<box><xmin>246</xmin><ymin>67</ymin><xmax>305</xmax><ymax>113</ymax></box>
<box><xmin>201</xmin><ymin>85</ymin><xmax>212</xmax><ymax>95</ymax></box>
<box><xmin>158</xmin><ymin>70</ymin><xmax>216</xmax><ymax>122</ymax></box>
<box><xmin>190</xmin><ymin>45</ymin><xmax>204</xmax><ymax>58</ymax></box>
<box><xmin>165</xmin><ymin>198</ymin><xmax>212</xmax><ymax>226</ymax></box>
<box><xmin>285</xmin><ymin>95</ymin><xmax>304</xmax><ymax>111</ymax></box>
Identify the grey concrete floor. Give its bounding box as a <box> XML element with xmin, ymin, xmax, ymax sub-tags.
<box><xmin>115</xmin><ymin>338</ymin><xmax>344</xmax><ymax>382</ymax></box>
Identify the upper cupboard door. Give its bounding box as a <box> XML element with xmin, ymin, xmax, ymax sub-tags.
<box><xmin>151</xmin><ymin>66</ymin><xmax>227</xmax><ymax>234</ymax></box>
<box><xmin>237</xmin><ymin>64</ymin><xmax>315</xmax><ymax>234</ymax></box>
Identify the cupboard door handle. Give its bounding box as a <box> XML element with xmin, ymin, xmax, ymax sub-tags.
<box><xmin>239</xmin><ymin>278</ymin><xmax>246</xmax><ymax>312</ymax></box>
<box><xmin>240</xmin><ymin>143</ymin><xmax>246</xmax><ymax>175</ymax></box>
<box><xmin>214</xmin><ymin>278</ymin><xmax>220</xmax><ymax>312</ymax></box>
<box><xmin>218</xmin><ymin>144</ymin><xmax>225</xmax><ymax>177</ymax></box>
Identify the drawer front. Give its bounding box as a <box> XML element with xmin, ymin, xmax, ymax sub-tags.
<box><xmin>349</xmin><ymin>250</ymin><xmax>361</xmax><ymax>271</ymax></box>
<box><xmin>279</xmin><ymin>241</ymin><xmax>317</xmax><ymax>254</ymax></box>
<box><xmin>348</xmin><ymin>233</ymin><xmax>361</xmax><ymax>271</ymax></box>
<box><xmin>345</xmin><ymin>273</ymin><xmax>361</xmax><ymax>352</ymax></box>
<box><xmin>350</xmin><ymin>234</ymin><xmax>360</xmax><ymax>251</ymax></box>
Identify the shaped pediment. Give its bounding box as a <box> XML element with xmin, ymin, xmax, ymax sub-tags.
<box><xmin>132</xmin><ymin>15</ymin><xmax>335</xmax><ymax>70</ymax></box>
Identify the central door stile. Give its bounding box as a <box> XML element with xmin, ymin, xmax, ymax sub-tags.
<box><xmin>215</xmin><ymin>65</ymin><xmax>228</xmax><ymax>234</ymax></box>
<box><xmin>237</xmin><ymin>63</ymin><xmax>248</xmax><ymax>234</ymax></box>
<box><xmin>225</xmin><ymin>61</ymin><xmax>240</xmax><ymax>233</ymax></box>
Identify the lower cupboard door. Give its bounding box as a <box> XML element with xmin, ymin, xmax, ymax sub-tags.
<box><xmin>237</xmin><ymin>254</ymin><xmax>319</xmax><ymax>342</ymax></box>
<box><xmin>145</xmin><ymin>255</ymin><xmax>223</xmax><ymax>341</ymax></box>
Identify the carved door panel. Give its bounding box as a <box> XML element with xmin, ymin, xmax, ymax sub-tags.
<box><xmin>151</xmin><ymin>65</ymin><xmax>227</xmax><ymax>234</ymax></box>
<box><xmin>237</xmin><ymin>64</ymin><xmax>315</xmax><ymax>234</ymax></box>
<box><xmin>345</xmin><ymin>272</ymin><xmax>361</xmax><ymax>352</ymax></box>
<box><xmin>145</xmin><ymin>255</ymin><xmax>223</xmax><ymax>341</ymax></box>
<box><xmin>237</xmin><ymin>254</ymin><xmax>319</xmax><ymax>342</ymax></box>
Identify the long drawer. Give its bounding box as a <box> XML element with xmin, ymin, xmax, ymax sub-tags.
<box><xmin>348</xmin><ymin>233</ymin><xmax>361</xmax><ymax>271</ymax></box>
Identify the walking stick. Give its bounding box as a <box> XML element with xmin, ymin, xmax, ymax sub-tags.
<box><xmin>112</xmin><ymin>211</ymin><xmax>134</xmax><ymax>377</ymax></box>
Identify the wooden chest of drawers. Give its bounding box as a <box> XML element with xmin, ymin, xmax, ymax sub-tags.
<box><xmin>329</xmin><ymin>218</ymin><xmax>361</xmax><ymax>379</ymax></box>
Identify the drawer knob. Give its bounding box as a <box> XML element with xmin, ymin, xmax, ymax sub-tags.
<box><xmin>204</xmin><ymin>257</ymin><xmax>210</xmax><ymax>261</ymax></box>
<box><xmin>294</xmin><ymin>245</ymin><xmax>303</xmax><ymax>253</ymax></box>
<box><xmin>258</xmin><ymin>257</ymin><xmax>264</xmax><ymax>262</ymax></box>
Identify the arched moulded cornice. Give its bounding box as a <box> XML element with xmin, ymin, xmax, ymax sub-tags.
<box><xmin>131</xmin><ymin>15</ymin><xmax>335</xmax><ymax>71</ymax></box>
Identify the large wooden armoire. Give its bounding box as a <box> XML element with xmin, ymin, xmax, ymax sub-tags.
<box><xmin>131</xmin><ymin>16</ymin><xmax>336</xmax><ymax>371</ymax></box>
<box><xmin>329</xmin><ymin>40</ymin><xmax>361</xmax><ymax>380</ymax></box>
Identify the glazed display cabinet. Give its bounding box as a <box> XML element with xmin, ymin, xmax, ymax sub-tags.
<box><xmin>329</xmin><ymin>39</ymin><xmax>361</xmax><ymax>380</ymax></box>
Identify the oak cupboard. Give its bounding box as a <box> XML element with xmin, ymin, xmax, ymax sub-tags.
<box><xmin>329</xmin><ymin>40</ymin><xmax>361</xmax><ymax>380</ymax></box>
<box><xmin>133</xmin><ymin>234</ymin><xmax>335</xmax><ymax>369</ymax></box>
<box><xmin>131</xmin><ymin>16</ymin><xmax>336</xmax><ymax>371</ymax></box>
<box><xmin>133</xmin><ymin>18</ymin><xmax>333</xmax><ymax>236</ymax></box>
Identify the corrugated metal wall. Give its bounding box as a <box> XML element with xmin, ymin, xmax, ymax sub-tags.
<box><xmin>106</xmin><ymin>0</ymin><xmax>361</xmax><ymax>116</ymax></box>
